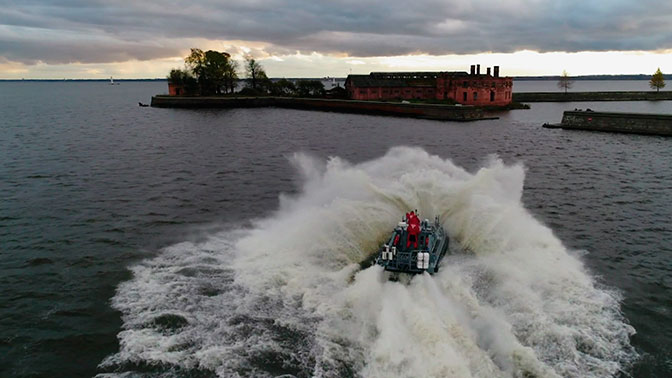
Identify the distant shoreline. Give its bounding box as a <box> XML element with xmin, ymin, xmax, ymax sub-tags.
<box><xmin>0</xmin><ymin>78</ymin><xmax>168</xmax><ymax>82</ymax></box>
<box><xmin>1</xmin><ymin>74</ymin><xmax>670</xmax><ymax>82</ymax></box>
<box><xmin>514</xmin><ymin>91</ymin><xmax>672</xmax><ymax>102</ymax></box>
<box><xmin>513</xmin><ymin>74</ymin><xmax>671</xmax><ymax>81</ymax></box>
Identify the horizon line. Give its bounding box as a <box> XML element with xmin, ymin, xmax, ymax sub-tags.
<box><xmin>0</xmin><ymin>73</ymin><xmax>666</xmax><ymax>81</ymax></box>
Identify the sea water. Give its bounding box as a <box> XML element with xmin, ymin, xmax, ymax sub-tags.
<box><xmin>1</xmin><ymin>81</ymin><xmax>670</xmax><ymax>377</ymax></box>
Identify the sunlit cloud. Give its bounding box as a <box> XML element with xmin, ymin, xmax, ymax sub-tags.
<box><xmin>2</xmin><ymin>49</ymin><xmax>671</xmax><ymax>79</ymax></box>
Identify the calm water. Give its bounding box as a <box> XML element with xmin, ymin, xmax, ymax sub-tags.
<box><xmin>1</xmin><ymin>81</ymin><xmax>671</xmax><ymax>377</ymax></box>
<box><xmin>513</xmin><ymin>80</ymin><xmax>654</xmax><ymax>92</ymax></box>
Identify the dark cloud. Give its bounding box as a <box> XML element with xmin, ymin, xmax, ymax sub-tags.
<box><xmin>1</xmin><ymin>0</ymin><xmax>671</xmax><ymax>64</ymax></box>
<box><xmin>0</xmin><ymin>38</ymin><xmax>182</xmax><ymax>65</ymax></box>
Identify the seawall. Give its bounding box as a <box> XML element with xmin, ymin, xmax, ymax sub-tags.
<box><xmin>513</xmin><ymin>91</ymin><xmax>672</xmax><ymax>102</ymax></box>
<box><xmin>543</xmin><ymin>110</ymin><xmax>672</xmax><ymax>136</ymax></box>
<box><xmin>150</xmin><ymin>96</ymin><xmax>494</xmax><ymax>121</ymax></box>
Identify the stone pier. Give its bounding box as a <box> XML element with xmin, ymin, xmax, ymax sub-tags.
<box><xmin>543</xmin><ymin>110</ymin><xmax>672</xmax><ymax>136</ymax></box>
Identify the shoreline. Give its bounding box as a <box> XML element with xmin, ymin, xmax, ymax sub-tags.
<box><xmin>150</xmin><ymin>96</ymin><xmax>498</xmax><ymax>122</ymax></box>
<box><xmin>513</xmin><ymin>91</ymin><xmax>672</xmax><ymax>102</ymax></box>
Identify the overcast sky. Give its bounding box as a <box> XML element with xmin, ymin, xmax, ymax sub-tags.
<box><xmin>1</xmin><ymin>0</ymin><xmax>671</xmax><ymax>78</ymax></box>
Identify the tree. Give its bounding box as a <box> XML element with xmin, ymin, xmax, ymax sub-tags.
<box><xmin>185</xmin><ymin>48</ymin><xmax>237</xmax><ymax>95</ymax></box>
<box><xmin>223</xmin><ymin>59</ymin><xmax>239</xmax><ymax>94</ymax></box>
<box><xmin>244</xmin><ymin>56</ymin><xmax>268</xmax><ymax>91</ymax></box>
<box><xmin>296</xmin><ymin>80</ymin><xmax>325</xmax><ymax>97</ymax></box>
<box><xmin>185</xmin><ymin>48</ymin><xmax>206</xmax><ymax>90</ymax></box>
<box><xmin>270</xmin><ymin>78</ymin><xmax>296</xmax><ymax>96</ymax></box>
<box><xmin>167</xmin><ymin>68</ymin><xmax>198</xmax><ymax>95</ymax></box>
<box><xmin>557</xmin><ymin>70</ymin><xmax>574</xmax><ymax>94</ymax></box>
<box><xmin>168</xmin><ymin>68</ymin><xmax>188</xmax><ymax>84</ymax></box>
<box><xmin>650</xmin><ymin>67</ymin><xmax>666</xmax><ymax>92</ymax></box>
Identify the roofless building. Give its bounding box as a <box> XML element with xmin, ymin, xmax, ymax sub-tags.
<box><xmin>345</xmin><ymin>65</ymin><xmax>513</xmax><ymax>106</ymax></box>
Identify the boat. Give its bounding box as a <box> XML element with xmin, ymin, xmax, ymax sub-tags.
<box><xmin>375</xmin><ymin>211</ymin><xmax>449</xmax><ymax>274</ymax></box>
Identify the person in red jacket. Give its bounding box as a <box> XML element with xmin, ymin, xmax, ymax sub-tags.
<box><xmin>406</xmin><ymin>211</ymin><xmax>420</xmax><ymax>248</ymax></box>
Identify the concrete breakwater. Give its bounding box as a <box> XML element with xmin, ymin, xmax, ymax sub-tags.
<box><xmin>513</xmin><ymin>91</ymin><xmax>672</xmax><ymax>102</ymax></box>
<box><xmin>150</xmin><ymin>96</ymin><xmax>494</xmax><ymax>121</ymax></box>
<box><xmin>543</xmin><ymin>110</ymin><xmax>672</xmax><ymax>136</ymax></box>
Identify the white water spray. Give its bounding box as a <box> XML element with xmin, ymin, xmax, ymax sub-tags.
<box><xmin>101</xmin><ymin>147</ymin><xmax>636</xmax><ymax>377</ymax></box>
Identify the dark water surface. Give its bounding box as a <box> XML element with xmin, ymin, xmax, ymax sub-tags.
<box><xmin>1</xmin><ymin>81</ymin><xmax>671</xmax><ymax>377</ymax></box>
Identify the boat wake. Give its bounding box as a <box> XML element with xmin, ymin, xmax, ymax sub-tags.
<box><xmin>99</xmin><ymin>147</ymin><xmax>636</xmax><ymax>377</ymax></box>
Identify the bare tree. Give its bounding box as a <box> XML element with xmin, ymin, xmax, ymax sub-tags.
<box><xmin>244</xmin><ymin>56</ymin><xmax>267</xmax><ymax>91</ymax></box>
<box><xmin>557</xmin><ymin>70</ymin><xmax>574</xmax><ymax>94</ymax></box>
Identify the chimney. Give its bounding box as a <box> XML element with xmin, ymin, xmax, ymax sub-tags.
<box><xmin>477</xmin><ymin>64</ymin><xmax>481</xmax><ymax>75</ymax></box>
<box><xmin>470</xmin><ymin>65</ymin><xmax>475</xmax><ymax>75</ymax></box>
<box><xmin>494</xmin><ymin>66</ymin><xmax>500</xmax><ymax>77</ymax></box>
<box><xmin>487</xmin><ymin>67</ymin><xmax>491</xmax><ymax>76</ymax></box>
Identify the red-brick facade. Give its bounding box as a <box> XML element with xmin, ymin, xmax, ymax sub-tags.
<box><xmin>168</xmin><ymin>83</ymin><xmax>185</xmax><ymax>96</ymax></box>
<box><xmin>345</xmin><ymin>65</ymin><xmax>513</xmax><ymax>106</ymax></box>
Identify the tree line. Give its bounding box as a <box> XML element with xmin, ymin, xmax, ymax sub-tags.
<box><xmin>168</xmin><ymin>48</ymin><xmax>330</xmax><ymax>97</ymax></box>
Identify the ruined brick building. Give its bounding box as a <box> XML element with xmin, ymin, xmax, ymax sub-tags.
<box><xmin>345</xmin><ymin>65</ymin><xmax>513</xmax><ymax>106</ymax></box>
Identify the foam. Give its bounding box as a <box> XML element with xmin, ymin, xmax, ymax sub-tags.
<box><xmin>100</xmin><ymin>147</ymin><xmax>636</xmax><ymax>377</ymax></box>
